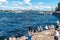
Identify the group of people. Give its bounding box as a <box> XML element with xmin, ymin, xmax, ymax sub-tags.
<box><xmin>4</xmin><ymin>31</ymin><xmax>33</xmax><ymax>40</ymax></box>
<box><xmin>26</xmin><ymin>21</ymin><xmax>60</xmax><ymax>40</ymax></box>
<box><xmin>54</xmin><ymin>23</ymin><xmax>60</xmax><ymax>40</ymax></box>
<box><xmin>27</xmin><ymin>24</ymin><xmax>55</xmax><ymax>40</ymax></box>
<box><xmin>28</xmin><ymin>24</ymin><xmax>55</xmax><ymax>33</ymax></box>
<box><xmin>4</xmin><ymin>20</ymin><xmax>60</xmax><ymax>40</ymax></box>
<box><xmin>4</xmin><ymin>36</ymin><xmax>19</xmax><ymax>40</ymax></box>
<box><xmin>37</xmin><ymin>24</ymin><xmax>55</xmax><ymax>32</ymax></box>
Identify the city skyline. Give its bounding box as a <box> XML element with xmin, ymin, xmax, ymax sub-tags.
<box><xmin>0</xmin><ymin>0</ymin><xmax>60</xmax><ymax>10</ymax></box>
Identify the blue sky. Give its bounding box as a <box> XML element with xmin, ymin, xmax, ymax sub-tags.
<box><xmin>0</xmin><ymin>0</ymin><xmax>60</xmax><ymax>10</ymax></box>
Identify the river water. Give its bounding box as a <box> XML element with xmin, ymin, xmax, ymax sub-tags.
<box><xmin>0</xmin><ymin>11</ymin><xmax>59</xmax><ymax>39</ymax></box>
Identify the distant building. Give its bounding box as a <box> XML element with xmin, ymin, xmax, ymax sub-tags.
<box><xmin>58</xmin><ymin>2</ymin><xmax>60</xmax><ymax>11</ymax></box>
<box><xmin>55</xmin><ymin>2</ymin><xmax>60</xmax><ymax>11</ymax></box>
<box><xmin>55</xmin><ymin>7</ymin><xmax>58</xmax><ymax>11</ymax></box>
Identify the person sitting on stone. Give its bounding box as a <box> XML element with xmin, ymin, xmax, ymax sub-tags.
<box><xmin>37</xmin><ymin>26</ymin><xmax>43</xmax><ymax>32</ymax></box>
<box><xmin>28</xmin><ymin>26</ymin><xmax>33</xmax><ymax>32</ymax></box>
<box><xmin>54</xmin><ymin>29</ymin><xmax>59</xmax><ymax>40</ymax></box>
<box><xmin>4</xmin><ymin>38</ymin><xmax>7</xmax><ymax>40</ymax></box>
<box><xmin>9</xmin><ymin>35</ymin><xmax>16</xmax><ymax>40</ymax></box>
<box><xmin>51</xmin><ymin>24</ymin><xmax>55</xmax><ymax>29</ymax></box>
<box><xmin>16</xmin><ymin>37</ymin><xmax>20</xmax><ymax>40</ymax></box>
<box><xmin>45</xmin><ymin>25</ymin><xmax>48</xmax><ymax>30</ymax></box>
<box><xmin>25</xmin><ymin>31</ymin><xmax>33</xmax><ymax>40</ymax></box>
<box><xmin>55</xmin><ymin>23</ymin><xmax>59</xmax><ymax>30</ymax></box>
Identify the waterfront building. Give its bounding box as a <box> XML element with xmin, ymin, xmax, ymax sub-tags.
<box><xmin>55</xmin><ymin>7</ymin><xmax>58</xmax><ymax>11</ymax></box>
<box><xmin>58</xmin><ymin>2</ymin><xmax>60</xmax><ymax>11</ymax></box>
<box><xmin>55</xmin><ymin>2</ymin><xmax>60</xmax><ymax>11</ymax></box>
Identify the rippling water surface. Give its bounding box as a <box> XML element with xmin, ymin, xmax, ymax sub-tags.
<box><xmin>0</xmin><ymin>12</ymin><xmax>59</xmax><ymax>38</ymax></box>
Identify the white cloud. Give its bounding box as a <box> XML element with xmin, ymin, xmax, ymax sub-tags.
<box><xmin>0</xmin><ymin>0</ymin><xmax>7</xmax><ymax>3</ymax></box>
<box><xmin>12</xmin><ymin>1</ymin><xmax>23</xmax><ymax>5</ymax></box>
<box><xmin>52</xmin><ymin>6</ymin><xmax>56</xmax><ymax>8</ymax></box>
<box><xmin>38</xmin><ymin>2</ymin><xmax>43</xmax><ymax>5</ymax></box>
<box><xmin>32</xmin><ymin>5</ymin><xmax>55</xmax><ymax>11</ymax></box>
<box><xmin>0</xmin><ymin>0</ymin><xmax>7</xmax><ymax>5</ymax></box>
<box><xmin>0</xmin><ymin>0</ymin><xmax>56</xmax><ymax>10</ymax></box>
<box><xmin>1</xmin><ymin>5</ymin><xmax>6</xmax><ymax>7</ymax></box>
<box><xmin>23</xmin><ymin>0</ymin><xmax>31</xmax><ymax>5</ymax></box>
<box><xmin>11</xmin><ymin>6</ymin><xmax>26</xmax><ymax>10</ymax></box>
<box><xmin>0</xmin><ymin>1</ymin><xmax>26</xmax><ymax>10</ymax></box>
<box><xmin>0</xmin><ymin>5</ymin><xmax>9</xmax><ymax>10</ymax></box>
<box><xmin>0</xmin><ymin>3</ymin><xmax>2</xmax><ymax>4</ymax></box>
<box><xmin>11</xmin><ymin>1</ymin><xmax>23</xmax><ymax>6</ymax></box>
<box><xmin>43</xmin><ymin>6</ymin><xmax>51</xmax><ymax>8</ymax></box>
<box><xmin>33</xmin><ymin>6</ymin><xmax>39</xmax><ymax>9</ymax></box>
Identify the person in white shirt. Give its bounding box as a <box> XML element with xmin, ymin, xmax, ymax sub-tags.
<box><xmin>16</xmin><ymin>37</ymin><xmax>20</xmax><ymax>40</ymax></box>
<box><xmin>4</xmin><ymin>38</ymin><xmax>7</xmax><ymax>40</ymax></box>
<box><xmin>12</xmin><ymin>36</ymin><xmax>16</xmax><ymax>40</ymax></box>
<box><xmin>54</xmin><ymin>30</ymin><xmax>59</xmax><ymax>40</ymax></box>
<box><xmin>9</xmin><ymin>37</ymin><xmax>12</xmax><ymax>40</ymax></box>
<box><xmin>37</xmin><ymin>26</ymin><xmax>40</xmax><ymax>32</ymax></box>
<box><xmin>9</xmin><ymin>35</ymin><xmax>16</xmax><ymax>40</ymax></box>
<box><xmin>40</xmin><ymin>26</ymin><xmax>43</xmax><ymax>31</ymax></box>
<box><xmin>37</xmin><ymin>26</ymin><xmax>43</xmax><ymax>32</ymax></box>
<box><xmin>51</xmin><ymin>25</ymin><xmax>54</xmax><ymax>29</ymax></box>
<box><xmin>45</xmin><ymin>25</ymin><xmax>48</xmax><ymax>30</ymax></box>
<box><xmin>49</xmin><ymin>25</ymin><xmax>55</xmax><ymax>29</ymax></box>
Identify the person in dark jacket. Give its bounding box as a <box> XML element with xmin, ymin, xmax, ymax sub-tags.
<box><xmin>55</xmin><ymin>23</ymin><xmax>59</xmax><ymax>30</ymax></box>
<box><xmin>28</xmin><ymin>26</ymin><xmax>33</xmax><ymax>32</ymax></box>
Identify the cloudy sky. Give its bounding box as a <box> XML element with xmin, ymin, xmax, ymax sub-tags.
<box><xmin>0</xmin><ymin>0</ymin><xmax>60</xmax><ymax>10</ymax></box>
